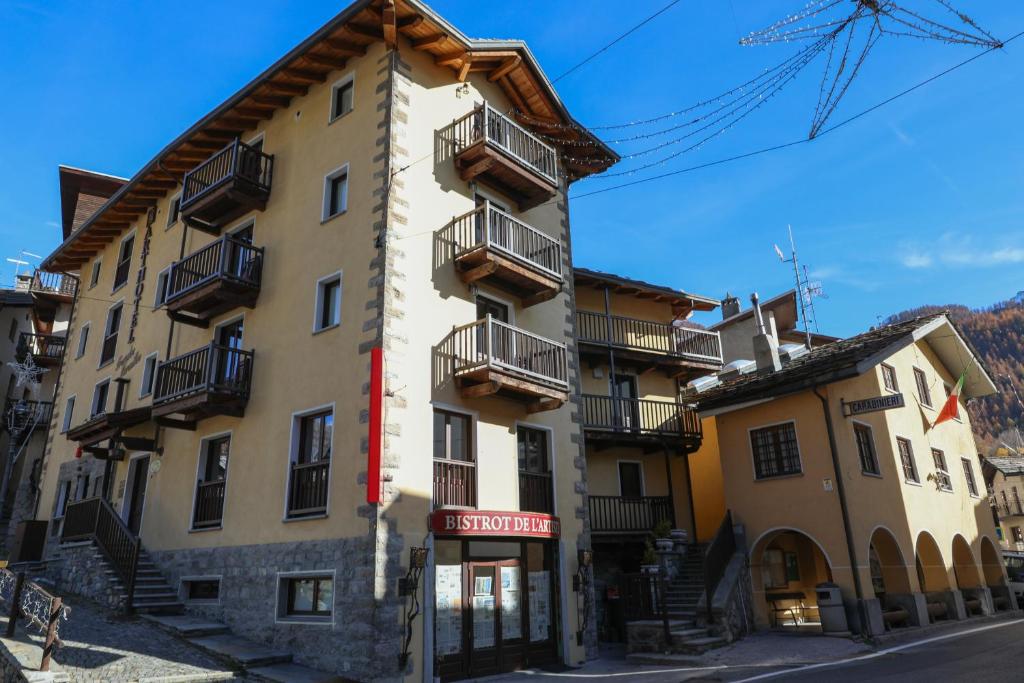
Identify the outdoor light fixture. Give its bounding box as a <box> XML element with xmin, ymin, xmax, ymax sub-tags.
<box><xmin>398</xmin><ymin>546</ymin><xmax>428</xmax><ymax>669</ymax></box>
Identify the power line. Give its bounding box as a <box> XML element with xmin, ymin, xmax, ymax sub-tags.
<box><xmin>551</xmin><ymin>0</ymin><xmax>684</xmax><ymax>83</ymax></box>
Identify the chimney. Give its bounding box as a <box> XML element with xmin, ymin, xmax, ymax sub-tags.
<box><xmin>721</xmin><ymin>292</ymin><xmax>740</xmax><ymax>319</ymax></box>
<box><xmin>751</xmin><ymin>292</ymin><xmax>782</xmax><ymax>373</ymax></box>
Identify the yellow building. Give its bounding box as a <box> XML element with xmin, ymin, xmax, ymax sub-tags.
<box><xmin>984</xmin><ymin>454</ymin><xmax>1024</xmax><ymax>551</ymax></box>
<box><xmin>692</xmin><ymin>306</ymin><xmax>1011</xmax><ymax>635</ymax></box>
<box><xmin>28</xmin><ymin>1</ymin><xmax>619</xmax><ymax>680</ymax></box>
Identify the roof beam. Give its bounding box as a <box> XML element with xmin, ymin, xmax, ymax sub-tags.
<box><xmin>233</xmin><ymin>106</ymin><xmax>276</xmax><ymax>120</ymax></box>
<box><xmin>382</xmin><ymin>0</ymin><xmax>397</xmax><ymax>48</ymax></box>
<box><xmin>303</xmin><ymin>52</ymin><xmax>349</xmax><ymax>69</ymax></box>
<box><xmin>323</xmin><ymin>38</ymin><xmax>366</xmax><ymax>56</ymax></box>
<box><xmin>344</xmin><ymin>23</ymin><xmax>384</xmax><ymax>41</ymax></box>
<box><xmin>281</xmin><ymin>67</ymin><xmax>328</xmax><ymax>84</ymax></box>
<box><xmin>413</xmin><ymin>34</ymin><xmax>447</xmax><ymax>50</ymax></box>
<box><xmin>249</xmin><ymin>94</ymin><xmax>292</xmax><ymax>108</ymax></box>
<box><xmin>489</xmin><ymin>55</ymin><xmax>521</xmax><ymax>82</ymax></box>
<box><xmin>457</xmin><ymin>58</ymin><xmax>472</xmax><ymax>83</ymax></box>
<box><xmin>398</xmin><ymin>14</ymin><xmax>424</xmax><ymax>30</ymax></box>
<box><xmin>436</xmin><ymin>53</ymin><xmax>466</xmax><ymax>68</ymax></box>
<box><xmin>264</xmin><ymin>80</ymin><xmax>308</xmax><ymax>96</ymax></box>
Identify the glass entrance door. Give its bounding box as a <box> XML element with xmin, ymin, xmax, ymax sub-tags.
<box><xmin>469</xmin><ymin>564</ymin><xmax>499</xmax><ymax>676</ymax></box>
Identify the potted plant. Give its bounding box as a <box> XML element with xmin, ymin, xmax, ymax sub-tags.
<box><xmin>652</xmin><ymin>519</ymin><xmax>674</xmax><ymax>552</ymax></box>
<box><xmin>640</xmin><ymin>539</ymin><xmax>660</xmax><ymax>574</ymax></box>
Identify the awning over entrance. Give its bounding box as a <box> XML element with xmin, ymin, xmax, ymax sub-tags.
<box><xmin>65</xmin><ymin>407</ymin><xmax>154</xmax><ymax>452</ymax></box>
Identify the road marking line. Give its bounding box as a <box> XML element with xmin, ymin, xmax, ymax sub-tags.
<box><xmin>512</xmin><ymin>665</ymin><xmax>729</xmax><ymax>678</ymax></box>
<box><xmin>731</xmin><ymin>618</ymin><xmax>1024</xmax><ymax>682</ymax></box>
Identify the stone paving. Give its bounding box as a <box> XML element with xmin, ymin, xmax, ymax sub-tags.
<box><xmin>0</xmin><ymin>594</ymin><xmax>237</xmax><ymax>682</ymax></box>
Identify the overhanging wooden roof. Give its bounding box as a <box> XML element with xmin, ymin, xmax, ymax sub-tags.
<box><xmin>66</xmin><ymin>407</ymin><xmax>153</xmax><ymax>447</ymax></box>
<box><xmin>574</xmin><ymin>267</ymin><xmax>720</xmax><ymax>316</ymax></box>
<box><xmin>43</xmin><ymin>0</ymin><xmax>616</xmax><ymax>272</ymax></box>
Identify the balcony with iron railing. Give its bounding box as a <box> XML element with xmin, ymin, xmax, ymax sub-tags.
<box><xmin>443</xmin><ymin>103</ymin><xmax>558</xmax><ymax>208</ymax></box>
<box><xmin>288</xmin><ymin>460</ymin><xmax>330</xmax><ymax>518</ymax></box>
<box><xmin>576</xmin><ymin>310</ymin><xmax>723</xmax><ymax>378</ymax></box>
<box><xmin>581</xmin><ymin>394</ymin><xmax>702</xmax><ymax>451</ymax></box>
<box><xmin>444</xmin><ymin>200</ymin><xmax>562</xmax><ymax>306</ymax></box>
<box><xmin>152</xmin><ymin>343</ymin><xmax>253</xmax><ymax>428</ymax></box>
<box><xmin>192</xmin><ymin>480</ymin><xmax>225</xmax><ymax>529</ymax></box>
<box><xmin>589</xmin><ymin>495</ymin><xmax>673</xmax><ymax>534</ymax></box>
<box><xmin>164</xmin><ymin>234</ymin><xmax>264</xmax><ymax>327</ymax></box>
<box><xmin>448</xmin><ymin>315</ymin><xmax>569</xmax><ymax>412</ymax></box>
<box><xmin>16</xmin><ymin>332</ymin><xmax>66</xmax><ymax>367</ymax></box>
<box><xmin>180</xmin><ymin>138</ymin><xmax>273</xmax><ymax>232</ymax></box>
<box><xmin>433</xmin><ymin>459</ymin><xmax>476</xmax><ymax>509</ymax></box>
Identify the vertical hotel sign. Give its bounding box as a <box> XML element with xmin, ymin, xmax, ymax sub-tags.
<box><xmin>127</xmin><ymin>207</ymin><xmax>156</xmax><ymax>344</ymax></box>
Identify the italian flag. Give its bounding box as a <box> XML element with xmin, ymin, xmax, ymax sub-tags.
<box><xmin>933</xmin><ymin>370</ymin><xmax>966</xmax><ymax>428</ymax></box>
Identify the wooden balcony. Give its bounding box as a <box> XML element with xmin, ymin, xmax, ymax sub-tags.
<box><xmin>192</xmin><ymin>480</ymin><xmax>225</xmax><ymax>529</ymax></box>
<box><xmin>589</xmin><ymin>495</ymin><xmax>673</xmax><ymax>534</ymax></box>
<box><xmin>152</xmin><ymin>343</ymin><xmax>253</xmax><ymax>428</ymax></box>
<box><xmin>287</xmin><ymin>460</ymin><xmax>329</xmax><ymax>518</ymax></box>
<box><xmin>445</xmin><ymin>103</ymin><xmax>558</xmax><ymax>209</ymax></box>
<box><xmin>2</xmin><ymin>399</ymin><xmax>52</xmax><ymax>436</ymax></box>
<box><xmin>29</xmin><ymin>271</ymin><xmax>76</xmax><ymax>303</ymax></box>
<box><xmin>180</xmin><ymin>139</ymin><xmax>273</xmax><ymax>233</ymax></box>
<box><xmin>434</xmin><ymin>459</ymin><xmax>476</xmax><ymax>509</ymax></box>
<box><xmin>16</xmin><ymin>333</ymin><xmax>66</xmax><ymax>367</ymax></box>
<box><xmin>450</xmin><ymin>316</ymin><xmax>569</xmax><ymax>412</ymax></box>
<box><xmin>581</xmin><ymin>394</ymin><xmax>702</xmax><ymax>452</ymax></box>
<box><xmin>576</xmin><ymin>311</ymin><xmax>723</xmax><ymax>378</ymax></box>
<box><xmin>446</xmin><ymin>201</ymin><xmax>562</xmax><ymax>306</ymax></box>
<box><xmin>164</xmin><ymin>234</ymin><xmax>263</xmax><ymax>327</ymax></box>
<box><xmin>65</xmin><ymin>406</ymin><xmax>153</xmax><ymax>452</ymax></box>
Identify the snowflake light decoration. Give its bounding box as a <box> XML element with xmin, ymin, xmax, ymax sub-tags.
<box><xmin>7</xmin><ymin>355</ymin><xmax>48</xmax><ymax>388</ymax></box>
<box><xmin>742</xmin><ymin>0</ymin><xmax>1002</xmax><ymax>138</ymax></box>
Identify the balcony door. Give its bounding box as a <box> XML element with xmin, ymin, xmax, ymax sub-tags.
<box><xmin>611</xmin><ymin>374</ymin><xmax>639</xmax><ymax>430</ymax></box>
<box><xmin>193</xmin><ymin>436</ymin><xmax>229</xmax><ymax>529</ymax></box>
<box><xmin>476</xmin><ymin>296</ymin><xmax>511</xmax><ymax>365</ymax></box>
<box><xmin>517</xmin><ymin>427</ymin><xmax>552</xmax><ymax>514</ymax></box>
<box><xmin>227</xmin><ymin>223</ymin><xmax>256</xmax><ymax>281</ymax></box>
<box><xmin>214</xmin><ymin>319</ymin><xmax>245</xmax><ymax>388</ymax></box>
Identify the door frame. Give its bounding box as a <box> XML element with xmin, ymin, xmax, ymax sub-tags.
<box><xmin>120</xmin><ymin>452</ymin><xmax>150</xmax><ymax>533</ymax></box>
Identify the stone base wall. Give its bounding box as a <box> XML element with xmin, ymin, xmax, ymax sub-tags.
<box><xmin>150</xmin><ymin>535</ymin><xmax>390</xmax><ymax>680</ymax></box>
<box><xmin>47</xmin><ymin>542</ymin><xmax>124</xmax><ymax>612</ymax></box>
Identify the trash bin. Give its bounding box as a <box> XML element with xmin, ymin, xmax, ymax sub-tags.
<box><xmin>815</xmin><ymin>582</ymin><xmax>849</xmax><ymax>633</ymax></box>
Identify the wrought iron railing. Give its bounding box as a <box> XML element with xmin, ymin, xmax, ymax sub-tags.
<box><xmin>450</xmin><ymin>316</ymin><xmax>568</xmax><ymax>389</ymax></box>
<box><xmin>287</xmin><ymin>460</ymin><xmax>330</xmax><ymax>517</ymax></box>
<box><xmin>61</xmin><ymin>497</ymin><xmax>141</xmax><ymax>615</ymax></box>
<box><xmin>2</xmin><ymin>399</ymin><xmax>52</xmax><ymax>436</ymax></box>
<box><xmin>433</xmin><ymin>459</ymin><xmax>476</xmax><ymax>509</ymax></box>
<box><xmin>0</xmin><ymin>568</ymin><xmax>69</xmax><ymax>672</ymax></box>
<box><xmin>446</xmin><ymin>103</ymin><xmax>557</xmax><ymax>183</ymax></box>
<box><xmin>192</xmin><ymin>480</ymin><xmax>226</xmax><ymax>528</ymax></box>
<box><xmin>703</xmin><ymin>510</ymin><xmax>736</xmax><ymax>621</ymax></box>
<box><xmin>581</xmin><ymin>394</ymin><xmax>701</xmax><ymax>439</ymax></box>
<box><xmin>153</xmin><ymin>343</ymin><xmax>254</xmax><ymax>405</ymax></box>
<box><xmin>997</xmin><ymin>497</ymin><xmax>1024</xmax><ymax>518</ymax></box>
<box><xmin>30</xmin><ymin>271</ymin><xmax>77</xmax><ymax>298</ymax></box>
<box><xmin>446</xmin><ymin>201</ymin><xmax>562</xmax><ymax>279</ymax></box>
<box><xmin>17</xmin><ymin>333</ymin><xmax>66</xmax><ymax>364</ymax></box>
<box><xmin>181</xmin><ymin>138</ymin><xmax>274</xmax><ymax>211</ymax></box>
<box><xmin>518</xmin><ymin>471</ymin><xmax>553</xmax><ymax>514</ymax></box>
<box><xmin>576</xmin><ymin>311</ymin><xmax>723</xmax><ymax>363</ymax></box>
<box><xmin>165</xmin><ymin>234</ymin><xmax>264</xmax><ymax>304</ymax></box>
<box><xmin>588</xmin><ymin>495</ymin><xmax>672</xmax><ymax>533</ymax></box>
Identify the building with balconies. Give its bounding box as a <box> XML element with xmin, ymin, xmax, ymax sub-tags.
<box><xmin>28</xmin><ymin>2</ymin><xmax>618</xmax><ymax>681</ymax></box>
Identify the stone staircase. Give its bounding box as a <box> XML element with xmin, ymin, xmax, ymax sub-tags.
<box><xmin>93</xmin><ymin>546</ymin><xmax>185</xmax><ymax>614</ymax></box>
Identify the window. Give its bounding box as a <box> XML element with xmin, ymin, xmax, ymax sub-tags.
<box><xmin>322</xmin><ymin>166</ymin><xmax>349</xmax><ymax>220</ymax></box>
<box><xmin>282</xmin><ymin>575</ymin><xmax>333</xmax><ymax>618</ymax></box>
<box><xmin>329</xmin><ymin>75</ymin><xmax>355</xmax><ymax>121</ymax></box>
<box><xmin>1014</xmin><ymin>527</ymin><xmax>1024</xmax><ymax>544</ymax></box>
<box><xmin>913</xmin><ymin>367</ymin><xmax>932</xmax><ymax>407</ymax></box>
<box><xmin>194</xmin><ymin>436</ymin><xmax>229</xmax><ymax>529</ymax></box>
<box><xmin>881</xmin><ymin>364</ymin><xmax>898</xmax><ymax>392</ymax></box>
<box><xmin>298</xmin><ymin>411</ymin><xmax>333</xmax><ymax>464</ymax></box>
<box><xmin>750</xmin><ymin>422</ymin><xmax>802</xmax><ymax>479</ymax></box>
<box><xmin>61</xmin><ymin>396</ymin><xmax>75</xmax><ymax>433</ymax></box>
<box><xmin>854</xmin><ymin>423</ymin><xmax>880</xmax><ymax>475</ymax></box>
<box><xmin>433</xmin><ymin>409</ymin><xmax>475</xmax><ymax>508</ymax></box>
<box><xmin>7</xmin><ymin>319</ymin><xmax>17</xmax><ymax>342</ymax></box>
<box><xmin>287</xmin><ymin>409</ymin><xmax>334</xmax><ymax>517</ymax></box>
<box><xmin>518</xmin><ymin>427</ymin><xmax>552</xmax><ymax>513</ymax></box>
<box><xmin>618</xmin><ymin>461</ymin><xmax>643</xmax><ymax>498</ymax></box>
<box><xmin>89</xmin><ymin>260</ymin><xmax>102</xmax><ymax>289</ymax></box>
<box><xmin>154</xmin><ymin>267</ymin><xmax>170</xmax><ymax>308</ymax></box>
<box><xmin>54</xmin><ymin>480</ymin><xmax>72</xmax><ymax>518</ymax></box>
<box><xmin>943</xmin><ymin>384</ymin><xmax>961</xmax><ymax>421</ymax></box>
<box><xmin>113</xmin><ymin>234</ymin><xmax>135</xmax><ymax>291</ymax></box>
<box><xmin>140</xmin><ymin>353</ymin><xmax>158</xmax><ymax>397</ymax></box>
<box><xmin>961</xmin><ymin>458</ymin><xmax>979</xmax><ymax>497</ymax></box>
<box><xmin>166</xmin><ymin>195</ymin><xmax>181</xmax><ymax>228</ymax></box>
<box><xmin>931</xmin><ymin>449</ymin><xmax>952</xmax><ymax>491</ymax></box>
<box><xmin>897</xmin><ymin>437</ymin><xmax>919</xmax><ymax>483</ymax></box>
<box><xmin>184</xmin><ymin>579</ymin><xmax>220</xmax><ymax>602</ymax></box>
<box><xmin>75</xmin><ymin>474</ymin><xmax>90</xmax><ymax>501</ymax></box>
<box><xmin>314</xmin><ymin>274</ymin><xmax>342</xmax><ymax>331</ymax></box>
<box><xmin>100</xmin><ymin>303</ymin><xmax>122</xmax><ymax>366</ymax></box>
<box><xmin>91</xmin><ymin>379</ymin><xmax>110</xmax><ymax>417</ymax></box>
<box><xmin>76</xmin><ymin>323</ymin><xmax>90</xmax><ymax>359</ymax></box>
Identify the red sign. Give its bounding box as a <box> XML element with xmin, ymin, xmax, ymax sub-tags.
<box><xmin>430</xmin><ymin>510</ymin><xmax>561</xmax><ymax>539</ymax></box>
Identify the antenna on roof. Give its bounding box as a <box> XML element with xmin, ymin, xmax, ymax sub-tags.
<box><xmin>5</xmin><ymin>250</ymin><xmax>41</xmax><ymax>287</ymax></box>
<box><xmin>773</xmin><ymin>226</ymin><xmax>825</xmax><ymax>349</ymax></box>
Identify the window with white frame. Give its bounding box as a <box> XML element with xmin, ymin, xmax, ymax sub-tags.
<box><xmin>193</xmin><ymin>435</ymin><xmax>230</xmax><ymax>530</ymax></box>
<box><xmin>313</xmin><ymin>273</ymin><xmax>342</xmax><ymax>332</ymax></box>
<box><xmin>61</xmin><ymin>396</ymin><xmax>75</xmax><ymax>433</ymax></box>
<box><xmin>91</xmin><ymin>379</ymin><xmax>110</xmax><ymax>417</ymax></box>
<box><xmin>329</xmin><ymin>74</ymin><xmax>355</xmax><ymax>121</ymax></box>
<box><xmin>112</xmin><ymin>233</ymin><xmax>135</xmax><ymax>291</ymax></box>
<box><xmin>286</xmin><ymin>408</ymin><xmax>333</xmax><ymax>518</ymax></box>
<box><xmin>140</xmin><ymin>353</ymin><xmax>158</xmax><ymax>397</ymax></box>
<box><xmin>913</xmin><ymin>367</ymin><xmax>932</xmax><ymax>407</ymax></box>
<box><xmin>76</xmin><ymin>323</ymin><xmax>90</xmax><ymax>359</ymax></box>
<box><xmin>54</xmin><ymin>480</ymin><xmax>71</xmax><ymax>518</ymax></box>
<box><xmin>322</xmin><ymin>166</ymin><xmax>349</xmax><ymax>220</ymax></box>
<box><xmin>931</xmin><ymin>448</ymin><xmax>952</xmax><ymax>491</ymax></box>
<box><xmin>154</xmin><ymin>266</ymin><xmax>171</xmax><ymax>308</ymax></box>
<box><xmin>961</xmin><ymin>458</ymin><xmax>979</xmax><ymax>497</ymax></box>
<box><xmin>897</xmin><ymin>437</ymin><xmax>919</xmax><ymax>483</ymax></box>
<box><xmin>854</xmin><ymin>423</ymin><xmax>880</xmax><ymax>475</ymax></box>
<box><xmin>880</xmin><ymin>363</ymin><xmax>898</xmax><ymax>392</ymax></box>
<box><xmin>89</xmin><ymin>259</ymin><xmax>102</xmax><ymax>289</ymax></box>
<box><xmin>166</xmin><ymin>194</ymin><xmax>181</xmax><ymax>228</ymax></box>
<box><xmin>100</xmin><ymin>302</ymin><xmax>123</xmax><ymax>366</ymax></box>
<box><xmin>278</xmin><ymin>572</ymin><xmax>334</xmax><ymax>621</ymax></box>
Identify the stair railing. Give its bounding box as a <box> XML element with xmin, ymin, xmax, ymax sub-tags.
<box><xmin>61</xmin><ymin>497</ymin><xmax>141</xmax><ymax>614</ymax></box>
<box><xmin>703</xmin><ymin>510</ymin><xmax>736</xmax><ymax>622</ymax></box>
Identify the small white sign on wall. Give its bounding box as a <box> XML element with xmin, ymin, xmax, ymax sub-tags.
<box><xmin>823</xmin><ymin>478</ymin><xmax>834</xmax><ymax>492</ymax></box>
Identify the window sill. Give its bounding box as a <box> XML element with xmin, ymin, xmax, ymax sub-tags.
<box><xmin>328</xmin><ymin>109</ymin><xmax>354</xmax><ymax>126</ymax></box>
<box><xmin>861</xmin><ymin>471</ymin><xmax>883</xmax><ymax>479</ymax></box>
<box><xmin>312</xmin><ymin>323</ymin><xmax>340</xmax><ymax>336</ymax></box>
<box><xmin>111</xmin><ymin>283</ymin><xmax>128</xmax><ymax>295</ymax></box>
<box><xmin>283</xmin><ymin>512</ymin><xmax>328</xmax><ymax>523</ymax></box>
<box><xmin>753</xmin><ymin>472</ymin><xmax>804</xmax><ymax>482</ymax></box>
<box><xmin>904</xmin><ymin>479</ymin><xmax>923</xmax><ymax>487</ymax></box>
<box><xmin>321</xmin><ymin>210</ymin><xmax>347</xmax><ymax>225</ymax></box>
<box><xmin>275</xmin><ymin>615</ymin><xmax>333</xmax><ymax>626</ymax></box>
<box><xmin>97</xmin><ymin>359</ymin><xmax>114</xmax><ymax>370</ymax></box>
<box><xmin>189</xmin><ymin>525</ymin><xmax>222</xmax><ymax>534</ymax></box>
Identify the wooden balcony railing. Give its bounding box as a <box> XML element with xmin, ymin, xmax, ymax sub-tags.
<box><xmin>433</xmin><ymin>459</ymin><xmax>476</xmax><ymax>509</ymax></box>
<box><xmin>449</xmin><ymin>202</ymin><xmax>562</xmax><ymax>279</ymax></box>
<box><xmin>17</xmin><ymin>333</ymin><xmax>66</xmax><ymax>365</ymax></box>
<box><xmin>287</xmin><ymin>460</ymin><xmax>330</xmax><ymax>517</ymax></box>
<box><xmin>518</xmin><ymin>471</ymin><xmax>553</xmax><ymax>514</ymax></box>
<box><xmin>2</xmin><ymin>399</ymin><xmax>52</xmax><ymax>436</ymax></box>
<box><xmin>447</xmin><ymin>103</ymin><xmax>557</xmax><ymax>184</ymax></box>
<box><xmin>166</xmin><ymin>234</ymin><xmax>263</xmax><ymax>305</ymax></box>
<box><xmin>576</xmin><ymin>311</ymin><xmax>723</xmax><ymax>363</ymax></box>
<box><xmin>451</xmin><ymin>316</ymin><xmax>568</xmax><ymax>390</ymax></box>
<box><xmin>30</xmin><ymin>271</ymin><xmax>77</xmax><ymax>299</ymax></box>
<box><xmin>588</xmin><ymin>495</ymin><xmax>673</xmax><ymax>533</ymax></box>
<box><xmin>153</xmin><ymin>343</ymin><xmax>254</xmax><ymax>406</ymax></box>
<box><xmin>192</xmin><ymin>480</ymin><xmax>226</xmax><ymax>529</ymax></box>
<box><xmin>581</xmin><ymin>394</ymin><xmax>701</xmax><ymax>440</ymax></box>
<box><xmin>61</xmin><ymin>497</ymin><xmax>141</xmax><ymax>614</ymax></box>
<box><xmin>998</xmin><ymin>497</ymin><xmax>1024</xmax><ymax>519</ymax></box>
<box><xmin>181</xmin><ymin>139</ymin><xmax>273</xmax><ymax>213</ymax></box>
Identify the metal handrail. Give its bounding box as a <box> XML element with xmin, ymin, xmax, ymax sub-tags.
<box><xmin>165</xmin><ymin>233</ymin><xmax>264</xmax><ymax>303</ymax></box>
<box><xmin>576</xmin><ymin>311</ymin><xmax>723</xmax><ymax>363</ymax></box>
<box><xmin>181</xmin><ymin>138</ymin><xmax>273</xmax><ymax>210</ymax></box>
<box><xmin>61</xmin><ymin>497</ymin><xmax>141</xmax><ymax>614</ymax></box>
<box><xmin>446</xmin><ymin>103</ymin><xmax>558</xmax><ymax>183</ymax></box>
<box><xmin>581</xmin><ymin>394</ymin><xmax>701</xmax><ymax>438</ymax></box>
<box><xmin>450</xmin><ymin>316</ymin><xmax>568</xmax><ymax>388</ymax></box>
<box><xmin>153</xmin><ymin>342</ymin><xmax>254</xmax><ymax>405</ymax></box>
<box><xmin>447</xmin><ymin>201</ymin><xmax>563</xmax><ymax>279</ymax></box>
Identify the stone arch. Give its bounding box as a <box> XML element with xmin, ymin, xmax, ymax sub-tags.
<box><xmin>750</xmin><ymin>528</ymin><xmax>834</xmax><ymax>628</ymax></box>
<box><xmin>951</xmin><ymin>534</ymin><xmax>982</xmax><ymax>589</ymax></box>
<box><xmin>915</xmin><ymin>531</ymin><xmax>950</xmax><ymax>592</ymax></box>
<box><xmin>980</xmin><ymin>536</ymin><xmax>1006</xmax><ymax>587</ymax></box>
<box><xmin>868</xmin><ymin>526</ymin><xmax>912</xmax><ymax>597</ymax></box>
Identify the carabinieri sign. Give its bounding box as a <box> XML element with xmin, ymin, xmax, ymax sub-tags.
<box><xmin>843</xmin><ymin>393</ymin><xmax>905</xmax><ymax>417</ymax></box>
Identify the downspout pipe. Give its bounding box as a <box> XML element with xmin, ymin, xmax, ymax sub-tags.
<box><xmin>813</xmin><ymin>386</ymin><xmax>868</xmax><ymax>630</ymax></box>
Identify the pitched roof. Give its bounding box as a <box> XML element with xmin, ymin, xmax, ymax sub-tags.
<box><xmin>985</xmin><ymin>455</ymin><xmax>1024</xmax><ymax>476</ymax></box>
<box><xmin>573</xmin><ymin>267</ymin><xmax>719</xmax><ymax>313</ymax></box>
<box><xmin>693</xmin><ymin>313</ymin><xmax>995</xmax><ymax>412</ymax></box>
<box><xmin>0</xmin><ymin>290</ymin><xmax>33</xmax><ymax>307</ymax></box>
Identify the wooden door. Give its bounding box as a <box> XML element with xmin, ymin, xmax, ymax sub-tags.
<box><xmin>126</xmin><ymin>456</ymin><xmax>149</xmax><ymax>535</ymax></box>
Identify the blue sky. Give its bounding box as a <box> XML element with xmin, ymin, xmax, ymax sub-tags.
<box><xmin>1</xmin><ymin>1</ymin><xmax>1020</xmax><ymax>336</ymax></box>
